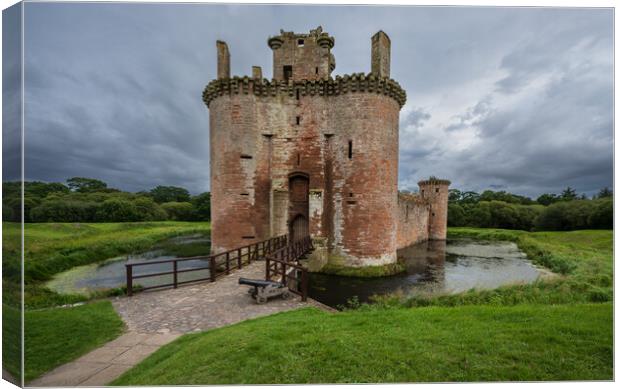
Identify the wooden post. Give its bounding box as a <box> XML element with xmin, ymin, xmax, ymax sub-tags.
<box><xmin>238</xmin><ymin>248</ymin><xmax>242</xmax><ymax>268</ymax></box>
<box><xmin>226</xmin><ymin>252</ymin><xmax>230</xmax><ymax>274</ymax></box>
<box><xmin>210</xmin><ymin>256</ymin><xmax>216</xmax><ymax>282</ymax></box>
<box><xmin>282</xmin><ymin>262</ymin><xmax>287</xmax><ymax>285</ymax></box>
<box><xmin>301</xmin><ymin>269</ymin><xmax>308</xmax><ymax>302</ymax></box>
<box><xmin>126</xmin><ymin>264</ymin><xmax>133</xmax><ymax>296</ymax></box>
<box><xmin>173</xmin><ymin>261</ymin><xmax>178</xmax><ymax>288</ymax></box>
<box><xmin>265</xmin><ymin>256</ymin><xmax>270</xmax><ymax>279</ymax></box>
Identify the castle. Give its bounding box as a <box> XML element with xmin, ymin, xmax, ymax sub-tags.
<box><xmin>203</xmin><ymin>27</ymin><xmax>450</xmax><ymax>272</ymax></box>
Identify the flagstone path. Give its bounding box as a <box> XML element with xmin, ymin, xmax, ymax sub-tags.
<box><xmin>29</xmin><ymin>261</ymin><xmax>329</xmax><ymax>387</ymax></box>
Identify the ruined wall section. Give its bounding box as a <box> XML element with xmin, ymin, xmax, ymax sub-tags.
<box><xmin>418</xmin><ymin>178</ymin><xmax>451</xmax><ymax>240</ymax></box>
<box><xmin>396</xmin><ymin>193</ymin><xmax>431</xmax><ymax>249</ymax></box>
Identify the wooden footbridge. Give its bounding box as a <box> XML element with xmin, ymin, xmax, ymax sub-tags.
<box><xmin>125</xmin><ymin>235</ymin><xmax>313</xmax><ymax>300</ymax></box>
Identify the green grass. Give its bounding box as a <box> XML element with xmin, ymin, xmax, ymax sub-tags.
<box><xmin>113</xmin><ymin>303</ymin><xmax>612</xmax><ymax>384</ymax></box>
<box><xmin>23</xmin><ymin>301</ymin><xmax>124</xmax><ymax>382</ymax></box>
<box><xmin>2</xmin><ymin>221</ymin><xmax>211</xmax><ymax>308</ymax></box>
<box><xmin>2</xmin><ymin>304</ymin><xmax>22</xmax><ymax>384</ymax></box>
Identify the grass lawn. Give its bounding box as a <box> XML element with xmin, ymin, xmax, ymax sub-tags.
<box><xmin>2</xmin><ymin>221</ymin><xmax>211</xmax><ymax>308</ymax></box>
<box><xmin>113</xmin><ymin>303</ymin><xmax>612</xmax><ymax>384</ymax></box>
<box><xmin>23</xmin><ymin>301</ymin><xmax>124</xmax><ymax>382</ymax></box>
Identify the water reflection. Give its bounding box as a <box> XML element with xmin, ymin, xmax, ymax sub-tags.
<box><xmin>308</xmin><ymin>239</ymin><xmax>542</xmax><ymax>309</ymax></box>
<box><xmin>46</xmin><ymin>234</ymin><xmax>211</xmax><ymax>295</ymax></box>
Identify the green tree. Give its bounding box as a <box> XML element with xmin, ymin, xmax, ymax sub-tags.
<box><xmin>448</xmin><ymin>189</ymin><xmax>462</xmax><ymax>203</ymax></box>
<box><xmin>133</xmin><ymin>197</ymin><xmax>167</xmax><ymax>221</ymax></box>
<box><xmin>161</xmin><ymin>202</ymin><xmax>194</xmax><ymax>221</ymax></box>
<box><xmin>191</xmin><ymin>192</ymin><xmax>211</xmax><ymax>221</ymax></box>
<box><xmin>447</xmin><ymin>203</ymin><xmax>466</xmax><ymax>226</ymax></box>
<box><xmin>95</xmin><ymin>199</ymin><xmax>140</xmax><ymax>222</ymax></box>
<box><xmin>597</xmin><ymin>187</ymin><xmax>613</xmax><ymax>199</ymax></box>
<box><xmin>66</xmin><ymin>177</ymin><xmax>108</xmax><ymax>193</ymax></box>
<box><xmin>149</xmin><ymin>186</ymin><xmax>191</xmax><ymax>203</ymax></box>
<box><xmin>560</xmin><ymin>187</ymin><xmax>578</xmax><ymax>201</ymax></box>
<box><xmin>588</xmin><ymin>199</ymin><xmax>613</xmax><ymax>229</ymax></box>
<box><xmin>30</xmin><ymin>199</ymin><xmax>100</xmax><ymax>222</ymax></box>
<box><xmin>536</xmin><ymin>193</ymin><xmax>559</xmax><ymax>206</ymax></box>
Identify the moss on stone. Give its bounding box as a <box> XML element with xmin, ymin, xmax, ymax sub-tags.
<box><xmin>317</xmin><ymin>261</ymin><xmax>406</xmax><ymax>278</ymax></box>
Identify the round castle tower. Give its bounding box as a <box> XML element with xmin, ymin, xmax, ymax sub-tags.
<box><xmin>418</xmin><ymin>178</ymin><xmax>451</xmax><ymax>240</ymax></box>
<box><xmin>204</xmin><ymin>27</ymin><xmax>445</xmax><ymax>271</ymax></box>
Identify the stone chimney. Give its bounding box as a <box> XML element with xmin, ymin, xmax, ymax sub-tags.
<box><xmin>371</xmin><ymin>31</ymin><xmax>391</xmax><ymax>78</ymax></box>
<box><xmin>216</xmin><ymin>40</ymin><xmax>230</xmax><ymax>79</ymax></box>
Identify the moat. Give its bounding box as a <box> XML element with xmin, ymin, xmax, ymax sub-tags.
<box><xmin>47</xmin><ymin>235</ymin><xmax>543</xmax><ymax>310</ymax></box>
<box><xmin>307</xmin><ymin>239</ymin><xmax>543</xmax><ymax>308</ymax></box>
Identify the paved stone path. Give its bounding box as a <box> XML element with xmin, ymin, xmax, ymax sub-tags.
<box><xmin>30</xmin><ymin>261</ymin><xmax>322</xmax><ymax>387</ymax></box>
<box><xmin>29</xmin><ymin>332</ymin><xmax>181</xmax><ymax>387</ymax></box>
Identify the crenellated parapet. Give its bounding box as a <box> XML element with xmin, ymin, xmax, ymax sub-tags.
<box><xmin>418</xmin><ymin>178</ymin><xmax>452</xmax><ymax>187</ymax></box>
<box><xmin>398</xmin><ymin>191</ymin><xmax>429</xmax><ymax>206</ymax></box>
<box><xmin>202</xmin><ymin>73</ymin><xmax>407</xmax><ymax>108</ymax></box>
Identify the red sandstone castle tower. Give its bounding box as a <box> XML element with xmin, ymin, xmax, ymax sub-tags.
<box><xmin>203</xmin><ymin>27</ymin><xmax>449</xmax><ymax>270</ymax></box>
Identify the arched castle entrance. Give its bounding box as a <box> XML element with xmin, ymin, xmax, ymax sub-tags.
<box><xmin>288</xmin><ymin>173</ymin><xmax>309</xmax><ymax>242</ymax></box>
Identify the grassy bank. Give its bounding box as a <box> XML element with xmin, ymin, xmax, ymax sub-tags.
<box><xmin>2</xmin><ymin>301</ymin><xmax>125</xmax><ymax>382</ymax></box>
<box><xmin>24</xmin><ymin>301</ymin><xmax>124</xmax><ymax>382</ymax></box>
<box><xmin>2</xmin><ymin>221</ymin><xmax>211</xmax><ymax>308</ymax></box>
<box><xmin>372</xmin><ymin>228</ymin><xmax>612</xmax><ymax>308</ymax></box>
<box><xmin>113</xmin><ymin>303</ymin><xmax>612</xmax><ymax>384</ymax></box>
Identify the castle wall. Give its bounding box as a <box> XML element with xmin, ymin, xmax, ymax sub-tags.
<box><xmin>325</xmin><ymin>93</ymin><xmax>400</xmax><ymax>266</ymax></box>
<box><xmin>396</xmin><ymin>193</ymin><xmax>431</xmax><ymax>249</ymax></box>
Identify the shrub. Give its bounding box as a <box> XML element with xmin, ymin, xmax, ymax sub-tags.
<box><xmin>448</xmin><ymin>203</ymin><xmax>466</xmax><ymax>227</ymax></box>
<box><xmin>161</xmin><ymin>201</ymin><xmax>194</xmax><ymax>221</ymax></box>
<box><xmin>30</xmin><ymin>199</ymin><xmax>100</xmax><ymax>222</ymax></box>
<box><xmin>588</xmin><ymin>199</ymin><xmax>613</xmax><ymax>229</ymax></box>
<box><xmin>133</xmin><ymin>197</ymin><xmax>167</xmax><ymax>221</ymax></box>
<box><xmin>95</xmin><ymin>199</ymin><xmax>140</xmax><ymax>222</ymax></box>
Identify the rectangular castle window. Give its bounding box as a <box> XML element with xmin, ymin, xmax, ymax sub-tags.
<box><xmin>297</xmin><ymin>154</ymin><xmax>301</xmax><ymax>166</ymax></box>
<box><xmin>242</xmin><ymin>236</ymin><xmax>255</xmax><ymax>239</ymax></box>
<box><xmin>240</xmin><ymin>154</ymin><xmax>252</xmax><ymax>159</ymax></box>
<box><xmin>315</xmin><ymin>67</ymin><xmax>319</xmax><ymax>74</ymax></box>
<box><xmin>348</xmin><ymin>140</ymin><xmax>353</xmax><ymax>159</ymax></box>
<box><xmin>436</xmin><ymin>188</ymin><xmax>440</xmax><ymax>193</ymax></box>
<box><xmin>296</xmin><ymin>89</ymin><xmax>300</xmax><ymax>100</ymax></box>
<box><xmin>296</xmin><ymin>116</ymin><xmax>301</xmax><ymax>125</ymax></box>
<box><xmin>298</xmin><ymin>39</ymin><xmax>304</xmax><ymax>46</ymax></box>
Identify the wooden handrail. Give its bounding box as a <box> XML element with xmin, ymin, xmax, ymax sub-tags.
<box><xmin>126</xmin><ymin>234</ymin><xmax>288</xmax><ymax>296</ymax></box>
<box><xmin>265</xmin><ymin>235</ymin><xmax>313</xmax><ymax>301</ymax></box>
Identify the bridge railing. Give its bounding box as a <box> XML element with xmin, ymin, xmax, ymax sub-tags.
<box><xmin>265</xmin><ymin>236</ymin><xmax>313</xmax><ymax>301</ymax></box>
<box><xmin>126</xmin><ymin>234</ymin><xmax>288</xmax><ymax>296</ymax></box>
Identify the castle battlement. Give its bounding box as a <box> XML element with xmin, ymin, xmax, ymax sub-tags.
<box><xmin>202</xmin><ymin>73</ymin><xmax>407</xmax><ymax>108</ymax></box>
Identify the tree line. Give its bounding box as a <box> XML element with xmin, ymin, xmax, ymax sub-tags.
<box><xmin>447</xmin><ymin>187</ymin><xmax>612</xmax><ymax>231</ymax></box>
<box><xmin>2</xmin><ymin>177</ymin><xmax>211</xmax><ymax>223</ymax></box>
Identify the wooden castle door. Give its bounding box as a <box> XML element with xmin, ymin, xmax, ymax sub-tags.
<box><xmin>289</xmin><ymin>174</ymin><xmax>309</xmax><ymax>242</ymax></box>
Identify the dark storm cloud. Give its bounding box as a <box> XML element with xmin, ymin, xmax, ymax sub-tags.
<box><xmin>2</xmin><ymin>3</ymin><xmax>22</xmax><ymax>181</ymax></box>
<box><xmin>17</xmin><ymin>3</ymin><xmax>613</xmax><ymax>197</ymax></box>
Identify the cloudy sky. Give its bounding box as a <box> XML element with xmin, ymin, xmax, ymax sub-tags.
<box><xmin>3</xmin><ymin>2</ymin><xmax>614</xmax><ymax>197</ymax></box>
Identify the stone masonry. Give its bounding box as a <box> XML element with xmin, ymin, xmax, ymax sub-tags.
<box><xmin>203</xmin><ymin>26</ymin><xmax>450</xmax><ymax>269</ymax></box>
